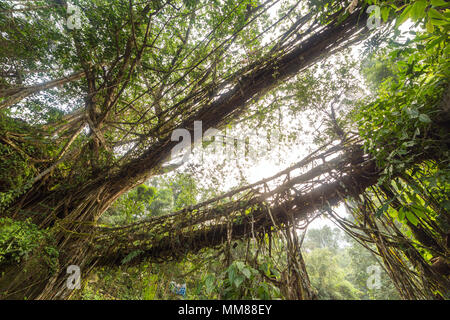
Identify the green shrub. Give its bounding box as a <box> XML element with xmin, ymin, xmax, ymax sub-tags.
<box><xmin>0</xmin><ymin>217</ymin><xmax>59</xmax><ymax>271</ymax></box>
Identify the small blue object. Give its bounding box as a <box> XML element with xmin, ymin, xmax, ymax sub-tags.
<box><xmin>170</xmin><ymin>281</ymin><xmax>186</xmax><ymax>297</ymax></box>
<box><xmin>177</xmin><ymin>285</ymin><xmax>186</xmax><ymax>297</ymax></box>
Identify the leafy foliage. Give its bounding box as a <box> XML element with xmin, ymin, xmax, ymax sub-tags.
<box><xmin>0</xmin><ymin>217</ymin><xmax>58</xmax><ymax>271</ymax></box>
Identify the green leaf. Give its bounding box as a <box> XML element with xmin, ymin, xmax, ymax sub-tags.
<box><xmin>381</xmin><ymin>7</ymin><xmax>391</xmax><ymax>22</ymax></box>
<box><xmin>205</xmin><ymin>274</ymin><xmax>215</xmax><ymax>294</ymax></box>
<box><xmin>431</xmin><ymin>0</ymin><xmax>449</xmax><ymax>7</ymax></box>
<box><xmin>411</xmin><ymin>207</ymin><xmax>428</xmax><ymax>219</ymax></box>
<box><xmin>430</xmin><ymin>18</ymin><xmax>449</xmax><ymax>25</ymax></box>
<box><xmin>228</xmin><ymin>266</ymin><xmax>236</xmax><ymax>285</ymax></box>
<box><xmin>406</xmin><ymin>211</ymin><xmax>419</xmax><ymax>225</ymax></box>
<box><xmin>398</xmin><ymin>207</ymin><xmax>406</xmax><ymax>221</ymax></box>
<box><xmin>234</xmin><ymin>261</ymin><xmax>245</xmax><ymax>271</ymax></box>
<box><xmin>121</xmin><ymin>249</ymin><xmax>143</xmax><ymax>264</ymax></box>
<box><xmin>389</xmin><ymin>209</ymin><xmax>398</xmax><ymax>218</ymax></box>
<box><xmin>241</xmin><ymin>267</ymin><xmax>252</xmax><ymax>279</ymax></box>
<box><xmin>233</xmin><ymin>275</ymin><xmax>244</xmax><ymax>288</ymax></box>
<box><xmin>426</xmin><ymin>19</ymin><xmax>435</xmax><ymax>32</ymax></box>
<box><xmin>257</xmin><ymin>283</ymin><xmax>270</xmax><ymax>299</ymax></box>
<box><xmin>406</xmin><ymin>107</ymin><xmax>419</xmax><ymax>118</ymax></box>
<box><xmin>411</xmin><ymin>1</ymin><xmax>427</xmax><ymax>21</ymax></box>
<box><xmin>419</xmin><ymin>114</ymin><xmax>432</xmax><ymax>123</ymax></box>
<box><xmin>428</xmin><ymin>8</ymin><xmax>447</xmax><ymax>20</ymax></box>
<box><xmin>396</xmin><ymin>5</ymin><xmax>412</xmax><ymax>28</ymax></box>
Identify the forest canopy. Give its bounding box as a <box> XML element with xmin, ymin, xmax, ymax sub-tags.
<box><xmin>0</xmin><ymin>0</ymin><xmax>449</xmax><ymax>300</ymax></box>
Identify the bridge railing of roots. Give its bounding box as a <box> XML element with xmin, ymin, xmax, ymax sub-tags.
<box><xmin>93</xmin><ymin>136</ymin><xmax>368</xmax><ymax>258</ymax></box>
<box><xmin>78</xmin><ymin>135</ymin><xmax>448</xmax><ymax>299</ymax></box>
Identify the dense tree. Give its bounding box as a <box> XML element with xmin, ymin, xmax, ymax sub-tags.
<box><xmin>304</xmin><ymin>225</ymin><xmax>341</xmax><ymax>252</ymax></box>
<box><xmin>0</xmin><ymin>0</ymin><xmax>448</xmax><ymax>300</ymax></box>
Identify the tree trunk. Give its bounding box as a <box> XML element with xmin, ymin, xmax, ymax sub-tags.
<box><xmin>0</xmin><ymin>71</ymin><xmax>85</xmax><ymax>110</ymax></box>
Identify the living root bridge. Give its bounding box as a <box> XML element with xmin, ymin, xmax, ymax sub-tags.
<box><xmin>94</xmin><ymin>141</ymin><xmax>379</xmax><ymax>265</ymax></box>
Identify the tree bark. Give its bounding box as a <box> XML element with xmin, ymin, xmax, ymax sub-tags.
<box><xmin>0</xmin><ymin>71</ymin><xmax>85</xmax><ymax>110</ymax></box>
